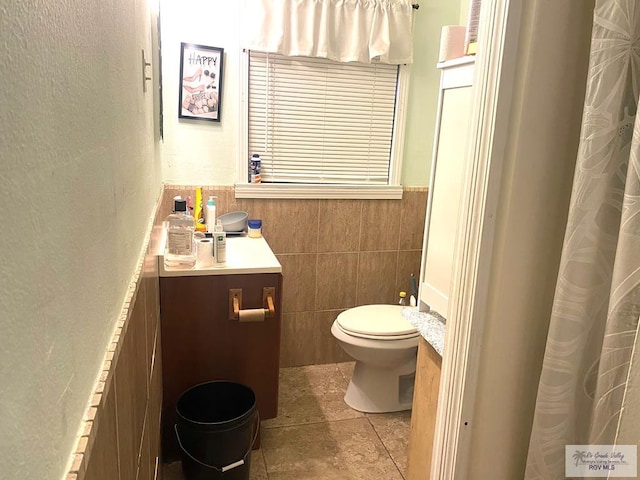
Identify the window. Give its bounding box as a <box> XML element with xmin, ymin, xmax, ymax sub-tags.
<box><xmin>238</xmin><ymin>50</ymin><xmax>408</xmax><ymax>199</ymax></box>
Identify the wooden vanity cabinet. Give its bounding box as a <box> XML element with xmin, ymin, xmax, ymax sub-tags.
<box><xmin>159</xmin><ymin>272</ymin><xmax>282</xmax><ymax>461</ymax></box>
<box><xmin>407</xmin><ymin>338</ymin><xmax>442</xmax><ymax>479</ymax></box>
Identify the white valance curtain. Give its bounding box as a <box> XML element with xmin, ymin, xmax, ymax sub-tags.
<box><xmin>244</xmin><ymin>0</ymin><xmax>415</xmax><ymax>65</ymax></box>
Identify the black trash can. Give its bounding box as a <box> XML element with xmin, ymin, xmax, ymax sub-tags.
<box><xmin>175</xmin><ymin>381</ymin><xmax>258</xmax><ymax>480</ymax></box>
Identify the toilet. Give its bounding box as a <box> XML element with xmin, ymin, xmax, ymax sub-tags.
<box><xmin>331</xmin><ymin>304</ymin><xmax>419</xmax><ymax>413</ymax></box>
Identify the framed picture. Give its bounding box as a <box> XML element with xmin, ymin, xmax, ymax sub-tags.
<box><xmin>178</xmin><ymin>43</ymin><xmax>224</xmax><ymax>122</ymax></box>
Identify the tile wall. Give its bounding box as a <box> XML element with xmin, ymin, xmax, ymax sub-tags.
<box><xmin>67</xmin><ymin>225</ymin><xmax>163</xmax><ymax>480</ymax></box>
<box><xmin>159</xmin><ymin>185</ymin><xmax>428</xmax><ymax>367</ymax></box>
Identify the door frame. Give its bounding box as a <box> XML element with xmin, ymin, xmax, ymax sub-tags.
<box><xmin>429</xmin><ymin>0</ymin><xmax>524</xmax><ymax>477</ymax></box>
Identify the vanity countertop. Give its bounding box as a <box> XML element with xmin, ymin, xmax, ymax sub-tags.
<box><xmin>159</xmin><ymin>234</ymin><xmax>282</xmax><ymax>277</ymax></box>
<box><xmin>402</xmin><ymin>307</ymin><xmax>446</xmax><ymax>357</ymax></box>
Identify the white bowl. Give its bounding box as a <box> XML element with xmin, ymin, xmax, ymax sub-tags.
<box><xmin>218</xmin><ymin>211</ymin><xmax>248</xmax><ymax>232</ymax></box>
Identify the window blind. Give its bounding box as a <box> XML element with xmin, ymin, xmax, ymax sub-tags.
<box><xmin>248</xmin><ymin>51</ymin><xmax>400</xmax><ymax>185</ymax></box>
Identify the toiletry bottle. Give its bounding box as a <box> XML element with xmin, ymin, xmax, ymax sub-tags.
<box><xmin>247</xmin><ymin>219</ymin><xmax>262</xmax><ymax>238</ymax></box>
<box><xmin>164</xmin><ymin>198</ymin><xmax>196</xmax><ymax>269</ymax></box>
<box><xmin>398</xmin><ymin>291</ymin><xmax>408</xmax><ymax>306</ymax></box>
<box><xmin>194</xmin><ymin>187</ymin><xmax>206</xmax><ymax>232</ymax></box>
<box><xmin>205</xmin><ymin>196</ymin><xmax>217</xmax><ymax>233</ymax></box>
<box><xmin>214</xmin><ymin>220</ymin><xmax>227</xmax><ymax>265</ymax></box>
<box><xmin>250</xmin><ymin>154</ymin><xmax>262</xmax><ymax>184</ymax></box>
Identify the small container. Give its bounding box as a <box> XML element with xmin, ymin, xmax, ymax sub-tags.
<box><xmin>248</xmin><ymin>219</ymin><xmax>262</xmax><ymax>238</ymax></box>
<box><xmin>217</xmin><ymin>211</ymin><xmax>248</xmax><ymax>232</ymax></box>
<box><xmin>398</xmin><ymin>291</ymin><xmax>408</xmax><ymax>306</ymax></box>
<box><xmin>250</xmin><ymin>154</ymin><xmax>262</xmax><ymax>184</ymax></box>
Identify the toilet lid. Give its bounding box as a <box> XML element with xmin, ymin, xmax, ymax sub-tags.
<box><xmin>336</xmin><ymin>305</ymin><xmax>418</xmax><ymax>337</ymax></box>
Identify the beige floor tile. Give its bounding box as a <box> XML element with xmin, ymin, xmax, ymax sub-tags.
<box><xmin>262</xmin><ymin>418</ymin><xmax>405</xmax><ymax>480</ymax></box>
<box><xmin>250</xmin><ymin>449</ymin><xmax>269</xmax><ymax>480</ymax></box>
<box><xmin>367</xmin><ymin>410</ymin><xmax>412</xmax><ymax>477</ymax></box>
<box><xmin>263</xmin><ymin>364</ymin><xmax>364</xmax><ymax>428</ymax></box>
<box><xmin>336</xmin><ymin>361</ymin><xmax>355</xmax><ymax>383</ymax></box>
<box><xmin>162</xmin><ymin>363</ymin><xmax>412</xmax><ymax>480</ymax></box>
<box><xmin>300</xmin><ymin>363</ymin><xmax>349</xmax><ymax>390</ymax></box>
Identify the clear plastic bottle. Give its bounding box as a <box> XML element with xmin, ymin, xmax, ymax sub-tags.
<box><xmin>164</xmin><ymin>198</ymin><xmax>196</xmax><ymax>269</ymax></box>
<box><xmin>398</xmin><ymin>291</ymin><xmax>408</xmax><ymax>306</ymax></box>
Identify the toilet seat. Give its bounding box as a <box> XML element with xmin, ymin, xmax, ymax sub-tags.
<box><xmin>336</xmin><ymin>305</ymin><xmax>419</xmax><ymax>341</ymax></box>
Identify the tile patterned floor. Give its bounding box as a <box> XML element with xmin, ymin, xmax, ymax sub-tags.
<box><xmin>163</xmin><ymin>362</ymin><xmax>411</xmax><ymax>479</ymax></box>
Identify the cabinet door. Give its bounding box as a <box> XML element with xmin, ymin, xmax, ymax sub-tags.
<box><xmin>159</xmin><ymin>273</ymin><xmax>282</xmax><ymax>460</ymax></box>
<box><xmin>407</xmin><ymin>338</ymin><xmax>442</xmax><ymax>479</ymax></box>
<box><xmin>421</xmin><ymin>85</ymin><xmax>472</xmax><ymax>318</ymax></box>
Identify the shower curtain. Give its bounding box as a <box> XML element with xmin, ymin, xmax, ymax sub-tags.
<box><xmin>525</xmin><ymin>1</ymin><xmax>640</xmax><ymax>478</ymax></box>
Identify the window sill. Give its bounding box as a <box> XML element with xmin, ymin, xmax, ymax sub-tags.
<box><xmin>234</xmin><ymin>183</ymin><xmax>403</xmax><ymax>200</ymax></box>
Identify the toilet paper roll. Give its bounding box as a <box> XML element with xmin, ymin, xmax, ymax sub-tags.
<box><xmin>239</xmin><ymin>308</ymin><xmax>265</xmax><ymax>323</ymax></box>
<box><xmin>438</xmin><ymin>25</ymin><xmax>466</xmax><ymax>62</ymax></box>
<box><xmin>196</xmin><ymin>238</ymin><xmax>214</xmax><ymax>268</ymax></box>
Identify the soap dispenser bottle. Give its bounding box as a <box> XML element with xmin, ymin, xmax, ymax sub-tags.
<box><xmin>205</xmin><ymin>196</ymin><xmax>217</xmax><ymax>233</ymax></box>
<box><xmin>164</xmin><ymin>198</ymin><xmax>196</xmax><ymax>269</ymax></box>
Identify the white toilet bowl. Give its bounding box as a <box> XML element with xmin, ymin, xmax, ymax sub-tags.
<box><xmin>331</xmin><ymin>304</ymin><xmax>419</xmax><ymax>413</ymax></box>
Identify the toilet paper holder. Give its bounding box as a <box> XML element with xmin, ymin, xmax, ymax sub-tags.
<box><xmin>229</xmin><ymin>287</ymin><xmax>276</xmax><ymax>321</ymax></box>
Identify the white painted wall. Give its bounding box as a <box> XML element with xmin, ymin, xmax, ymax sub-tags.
<box><xmin>160</xmin><ymin>0</ymin><xmax>241</xmax><ymax>184</ymax></box>
<box><xmin>402</xmin><ymin>0</ymin><xmax>461</xmax><ymax>186</ymax></box>
<box><xmin>159</xmin><ymin>0</ymin><xmax>460</xmax><ymax>187</ymax></box>
<box><xmin>0</xmin><ymin>1</ymin><xmax>161</xmax><ymax>479</ymax></box>
<box><xmin>459</xmin><ymin>0</ymin><xmax>470</xmax><ymax>26</ymax></box>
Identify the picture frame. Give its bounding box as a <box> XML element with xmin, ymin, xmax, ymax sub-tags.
<box><xmin>178</xmin><ymin>43</ymin><xmax>224</xmax><ymax>122</ymax></box>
